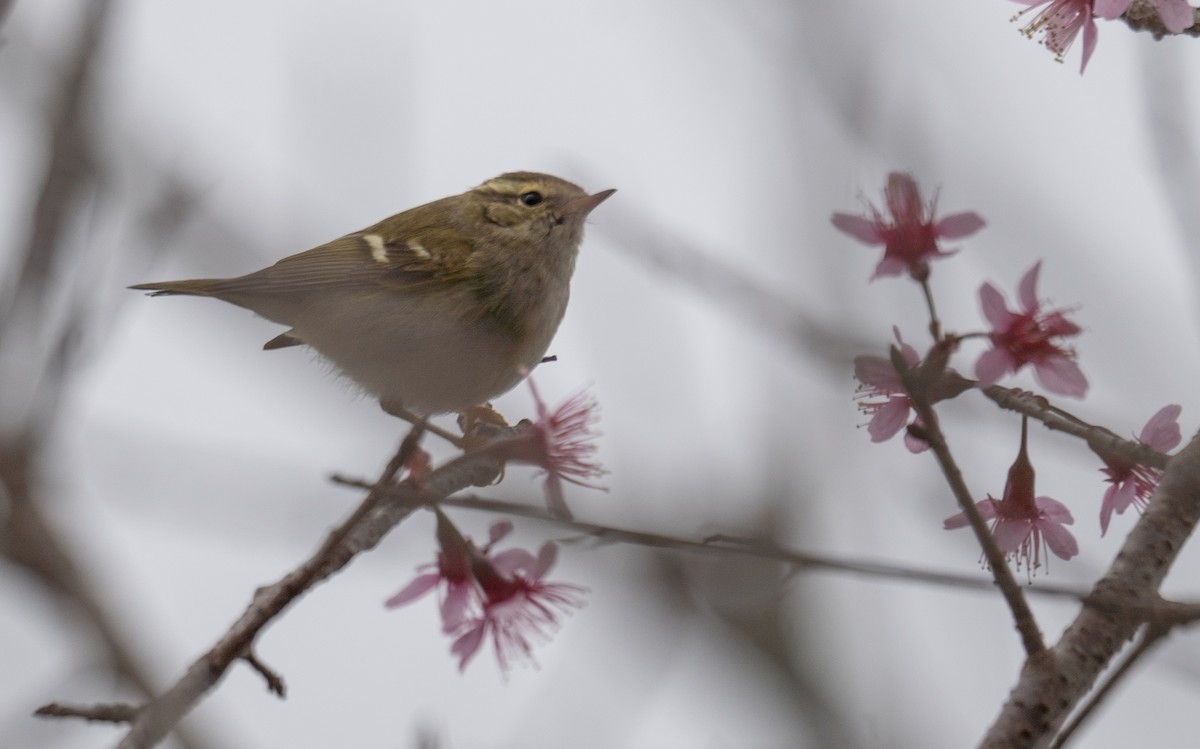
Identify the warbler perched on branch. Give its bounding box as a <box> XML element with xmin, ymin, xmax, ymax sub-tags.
<box><xmin>132</xmin><ymin>172</ymin><xmax>615</xmax><ymax>415</ymax></box>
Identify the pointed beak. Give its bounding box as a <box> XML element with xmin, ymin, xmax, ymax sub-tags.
<box><xmin>562</xmin><ymin>188</ymin><xmax>616</xmax><ymax>218</ymax></box>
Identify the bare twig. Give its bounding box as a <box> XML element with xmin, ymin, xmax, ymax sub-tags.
<box><xmin>982</xmin><ymin>385</ymin><xmax>1170</xmax><ymax>470</ymax></box>
<box><xmin>34</xmin><ymin>702</ymin><xmax>139</xmax><ymax>724</ymax></box>
<box><xmin>382</xmin><ymin>401</ymin><xmax>465</xmax><ymax>447</ymax></box>
<box><xmin>1</xmin><ymin>7</ymin><xmax>216</xmax><ymax>749</ymax></box>
<box><xmin>918</xmin><ymin>277</ymin><xmax>941</xmax><ymax>341</ymax></box>
<box><xmin>899</xmin><ymin>356</ymin><xmax>1045</xmax><ymax>655</ymax></box>
<box><xmin>0</xmin><ymin>0</ymin><xmax>111</xmax><ymax>342</ymax></box>
<box><xmin>242</xmin><ymin>650</ymin><xmax>286</xmax><ymax>698</ymax></box>
<box><xmin>35</xmin><ymin>422</ymin><xmax>513</xmax><ymax>749</ymax></box>
<box><xmin>331</xmin><ymin>477</ymin><xmax>1094</xmax><ymax>603</ymax></box>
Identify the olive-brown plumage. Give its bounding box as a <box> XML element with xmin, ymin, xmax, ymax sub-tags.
<box><xmin>131</xmin><ymin>172</ymin><xmax>614</xmax><ymax>414</ymax></box>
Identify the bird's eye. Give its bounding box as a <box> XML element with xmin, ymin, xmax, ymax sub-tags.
<box><xmin>519</xmin><ymin>191</ymin><xmax>544</xmax><ymax>206</ymax></box>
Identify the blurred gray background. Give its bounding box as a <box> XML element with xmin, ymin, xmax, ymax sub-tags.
<box><xmin>3</xmin><ymin>1</ymin><xmax>1200</xmax><ymax>747</ymax></box>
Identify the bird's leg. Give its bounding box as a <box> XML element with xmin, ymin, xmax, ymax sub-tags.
<box><xmin>379</xmin><ymin>399</ymin><xmax>466</xmax><ymax>448</ymax></box>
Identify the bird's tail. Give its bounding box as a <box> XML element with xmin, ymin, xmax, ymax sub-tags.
<box><xmin>128</xmin><ymin>279</ymin><xmax>223</xmax><ymax>297</ymax></box>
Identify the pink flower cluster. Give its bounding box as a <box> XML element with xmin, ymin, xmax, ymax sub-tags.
<box><xmin>942</xmin><ymin>406</ymin><xmax>1181</xmax><ymax>571</ymax></box>
<box><xmin>387</xmin><ymin>515</ymin><xmax>586</xmax><ymax>674</ymax></box>
<box><xmin>838</xmin><ymin>176</ymin><xmax>1087</xmax><ymax>400</ymax></box>
<box><xmin>840</xmin><ymin>171</ymin><xmax>1185</xmax><ymax>575</ymax></box>
<box><xmin>385</xmin><ymin>378</ymin><xmax>604</xmax><ymax>674</ymax></box>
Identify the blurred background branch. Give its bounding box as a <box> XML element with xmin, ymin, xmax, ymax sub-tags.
<box><xmin>0</xmin><ymin>4</ymin><xmax>216</xmax><ymax>747</ymax></box>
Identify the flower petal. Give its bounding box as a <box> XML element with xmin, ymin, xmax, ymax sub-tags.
<box><xmin>944</xmin><ymin>499</ymin><xmax>997</xmax><ymax>529</ymax></box>
<box><xmin>488</xmin><ymin>521</ymin><xmax>514</xmax><ymax>545</ymax></box>
<box><xmin>898</xmin><ymin>341</ymin><xmax>921</xmax><ymax>368</ymax></box>
<box><xmin>1078</xmin><ymin>17</ymin><xmax>1098</xmax><ymax>74</ymax></box>
<box><xmin>1017</xmin><ymin>262</ymin><xmax>1042</xmax><ymax>313</ymax></box>
<box><xmin>855</xmin><ymin>355</ymin><xmax>901</xmax><ymax>390</ymax></box>
<box><xmin>1034</xmin><ymin>496</ymin><xmax>1074</xmax><ymax>524</ymax></box>
<box><xmin>1099</xmin><ymin>483</ymin><xmax>1120</xmax><ymax>537</ymax></box>
<box><xmin>451</xmin><ymin>624</ymin><xmax>487</xmax><ymax>672</ymax></box>
<box><xmin>831</xmin><ymin>213</ymin><xmax>885</xmax><ymax>245</ymax></box>
<box><xmin>440</xmin><ymin>583</ymin><xmax>474</xmax><ymax>632</ymax></box>
<box><xmin>1032</xmin><ymin>356</ymin><xmax>1089</xmax><ymax>398</ymax></box>
<box><xmin>1140</xmin><ymin>404</ymin><xmax>1182</xmax><ymax>451</ymax></box>
<box><xmin>935</xmin><ymin>212</ymin><xmax>986</xmax><ymax>239</ymax></box>
<box><xmin>1108</xmin><ymin>478</ymin><xmax>1140</xmax><ymax>516</ymax></box>
<box><xmin>942</xmin><ymin>511</ymin><xmax>969</xmax><ymax>530</ymax></box>
<box><xmin>1094</xmin><ymin>0</ymin><xmax>1132</xmax><ymax>19</ymax></box>
<box><xmin>1152</xmin><ymin>0</ymin><xmax>1195</xmax><ymax>32</ymax></box>
<box><xmin>884</xmin><ymin>172</ymin><xmax>922</xmax><ymax>221</ymax></box>
<box><xmin>979</xmin><ymin>282</ymin><xmax>1014</xmax><ymax>330</ymax></box>
<box><xmin>1080</xmin><ymin>15</ymin><xmax>1099</xmax><ymax>73</ymax></box>
<box><xmin>491</xmin><ymin>548</ymin><xmax>539</xmax><ymax>576</ymax></box>
<box><xmin>1038</xmin><ymin>311</ymin><xmax>1082</xmax><ymax>337</ymax></box>
<box><xmin>975</xmin><ymin>347</ymin><xmax>1015</xmax><ymax>388</ymax></box>
<box><xmin>869</xmin><ymin>396</ymin><xmax>911</xmax><ymax>442</ymax></box>
<box><xmin>543</xmin><ymin>474</ymin><xmax>573</xmax><ymax>519</ymax></box>
<box><xmin>903</xmin><ymin>429</ymin><xmax>930</xmax><ymax>454</ymax></box>
<box><xmin>992</xmin><ymin>518</ymin><xmax>1032</xmax><ymax>553</ymax></box>
<box><xmin>871</xmin><ymin>256</ymin><xmax>908</xmax><ymax>279</ymax></box>
<box><xmin>1039</xmin><ymin>520</ymin><xmax>1079</xmax><ymax>560</ymax></box>
<box><xmin>530</xmin><ymin>542</ymin><xmax>559</xmax><ymax>580</ymax></box>
<box><xmin>384</xmin><ymin>573</ymin><xmax>442</xmax><ymax>608</ymax></box>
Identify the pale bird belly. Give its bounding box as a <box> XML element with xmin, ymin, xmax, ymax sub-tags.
<box><xmin>288</xmin><ymin>290</ymin><xmax>546</xmax><ymax>414</ymax></box>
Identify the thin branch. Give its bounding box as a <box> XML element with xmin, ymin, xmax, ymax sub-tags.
<box><xmin>336</xmin><ymin>482</ymin><xmax>1200</xmax><ymax>623</ymax></box>
<box><xmin>331</xmin><ymin>476</ymin><xmax>1093</xmax><ymax>603</ymax></box>
<box><xmin>34</xmin><ymin>702</ymin><xmax>139</xmax><ymax>724</ymax></box>
<box><xmin>982</xmin><ymin>385</ymin><xmax>1169</xmax><ymax>470</ymax></box>
<box><xmin>114</xmin><ymin>429</ymin><xmax>423</xmax><ymax>749</ymax></box>
<box><xmin>918</xmin><ymin>277</ymin><xmax>941</xmax><ymax>341</ymax></box>
<box><xmin>899</xmin><ymin>355</ymin><xmax>1045</xmax><ymax>655</ymax></box>
<box><xmin>0</xmin><ymin>0</ymin><xmax>111</xmax><ymax>342</ymax></box>
<box><xmin>36</xmin><ymin>423</ymin><xmax>511</xmax><ymax>749</ymax></box>
<box><xmin>242</xmin><ymin>650</ymin><xmax>286</xmax><ymax>698</ymax></box>
<box><xmin>382</xmin><ymin>401</ymin><xmax>465</xmax><ymax>447</ymax></box>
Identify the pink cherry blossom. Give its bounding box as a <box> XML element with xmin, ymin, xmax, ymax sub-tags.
<box><xmin>831</xmin><ymin>172</ymin><xmax>985</xmax><ymax>282</ymax></box>
<box><xmin>975</xmin><ymin>261</ymin><xmax>1088</xmax><ymax>398</ymax></box>
<box><xmin>385</xmin><ymin>516</ymin><xmax>514</xmax><ymax>633</ymax></box>
<box><xmin>486</xmin><ymin>377</ymin><xmax>607</xmax><ymax>519</ymax></box>
<box><xmin>1095</xmin><ymin>0</ymin><xmax>1195</xmax><ymax>32</ymax></box>
<box><xmin>1096</xmin><ymin>404</ymin><xmax>1182</xmax><ymax>536</ymax></box>
<box><xmin>854</xmin><ymin>328</ymin><xmax>953</xmax><ymax>453</ymax></box>
<box><xmin>387</xmin><ymin>513</ymin><xmax>586</xmax><ymax>674</ymax></box>
<box><xmin>944</xmin><ymin>419</ymin><xmax>1078</xmax><ymax>575</ymax></box>
<box><xmin>452</xmin><ymin>542</ymin><xmax>586</xmax><ymax>674</ymax></box>
<box><xmin>1012</xmin><ymin>0</ymin><xmax>1100</xmax><ymax>73</ymax></box>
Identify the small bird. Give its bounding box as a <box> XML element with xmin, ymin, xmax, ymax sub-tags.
<box><xmin>131</xmin><ymin>172</ymin><xmax>615</xmax><ymax>415</ymax></box>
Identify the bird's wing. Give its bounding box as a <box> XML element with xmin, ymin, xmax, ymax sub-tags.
<box><xmin>211</xmin><ymin>227</ymin><xmax>476</xmax><ymax>298</ymax></box>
